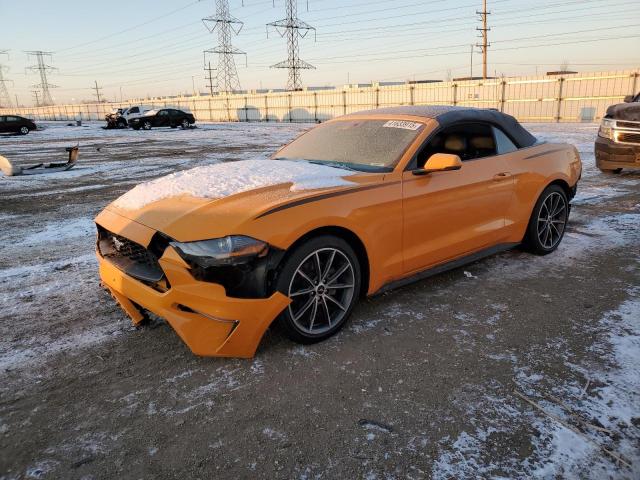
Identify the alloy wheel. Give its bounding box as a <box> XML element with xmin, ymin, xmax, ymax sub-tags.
<box><xmin>537</xmin><ymin>191</ymin><xmax>567</xmax><ymax>249</ymax></box>
<box><xmin>287</xmin><ymin>248</ymin><xmax>356</xmax><ymax>335</ymax></box>
<box><xmin>181</xmin><ymin>119</ymin><xmax>189</xmax><ymax>129</ymax></box>
<box><xmin>20</xmin><ymin>126</ymin><xmax>29</xmax><ymax>134</ymax></box>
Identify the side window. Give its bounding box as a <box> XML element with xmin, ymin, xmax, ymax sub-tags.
<box><xmin>129</xmin><ymin>107</ymin><xmax>139</xmax><ymax>114</ymax></box>
<box><xmin>493</xmin><ymin>127</ymin><xmax>518</xmax><ymax>155</ymax></box>
<box><xmin>158</xmin><ymin>110</ymin><xmax>168</xmax><ymax>116</ymax></box>
<box><xmin>415</xmin><ymin>123</ymin><xmax>496</xmax><ymax>167</ymax></box>
<box><xmin>6</xmin><ymin>116</ymin><xmax>18</xmax><ymax>122</ymax></box>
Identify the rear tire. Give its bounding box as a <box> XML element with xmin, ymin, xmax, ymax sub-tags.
<box><xmin>143</xmin><ymin>121</ymin><xmax>152</xmax><ymax>130</ymax></box>
<box><xmin>523</xmin><ymin>185</ymin><xmax>569</xmax><ymax>255</ymax></box>
<box><xmin>275</xmin><ymin>235</ymin><xmax>361</xmax><ymax>344</ymax></box>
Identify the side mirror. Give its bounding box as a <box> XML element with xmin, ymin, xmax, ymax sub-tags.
<box><xmin>413</xmin><ymin>153</ymin><xmax>462</xmax><ymax>176</ymax></box>
<box><xmin>623</xmin><ymin>95</ymin><xmax>634</xmax><ymax>103</ymax></box>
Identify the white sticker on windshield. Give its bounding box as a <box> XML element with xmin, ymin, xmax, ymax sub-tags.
<box><xmin>382</xmin><ymin>120</ymin><xmax>422</xmax><ymax>131</ymax></box>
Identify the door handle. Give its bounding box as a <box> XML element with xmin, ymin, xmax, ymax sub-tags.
<box><xmin>493</xmin><ymin>172</ymin><xmax>511</xmax><ymax>181</ymax></box>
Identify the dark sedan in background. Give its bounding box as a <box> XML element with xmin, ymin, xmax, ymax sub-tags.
<box><xmin>129</xmin><ymin>108</ymin><xmax>195</xmax><ymax>130</ymax></box>
<box><xmin>0</xmin><ymin>115</ymin><xmax>37</xmax><ymax>135</ymax></box>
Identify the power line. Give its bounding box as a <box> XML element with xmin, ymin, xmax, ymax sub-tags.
<box><xmin>25</xmin><ymin>51</ymin><xmax>58</xmax><ymax>106</ymax></box>
<box><xmin>203</xmin><ymin>0</ymin><xmax>246</xmax><ymax>93</ymax></box>
<box><xmin>267</xmin><ymin>0</ymin><xmax>316</xmax><ymax>91</ymax></box>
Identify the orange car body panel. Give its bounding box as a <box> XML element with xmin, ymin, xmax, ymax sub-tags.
<box><xmin>95</xmin><ymin>112</ymin><xmax>581</xmax><ymax>357</ymax></box>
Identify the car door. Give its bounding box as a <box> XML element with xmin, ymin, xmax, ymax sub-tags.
<box><xmin>170</xmin><ymin>109</ymin><xmax>181</xmax><ymax>127</ymax></box>
<box><xmin>5</xmin><ymin>116</ymin><xmax>20</xmax><ymax>133</ymax></box>
<box><xmin>401</xmin><ymin>122</ymin><xmax>515</xmax><ymax>274</ymax></box>
<box><xmin>156</xmin><ymin>110</ymin><xmax>170</xmax><ymax>127</ymax></box>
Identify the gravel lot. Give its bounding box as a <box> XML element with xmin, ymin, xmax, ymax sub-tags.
<box><xmin>0</xmin><ymin>121</ymin><xmax>638</xmax><ymax>479</ymax></box>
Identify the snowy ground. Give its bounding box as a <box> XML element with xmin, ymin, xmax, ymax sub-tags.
<box><xmin>0</xmin><ymin>121</ymin><xmax>638</xmax><ymax>479</ymax></box>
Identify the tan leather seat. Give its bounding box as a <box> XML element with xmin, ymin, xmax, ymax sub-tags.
<box><xmin>444</xmin><ymin>134</ymin><xmax>466</xmax><ymax>152</ymax></box>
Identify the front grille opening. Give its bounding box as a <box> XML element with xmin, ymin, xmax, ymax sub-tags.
<box><xmin>97</xmin><ymin>226</ymin><xmax>170</xmax><ymax>291</ymax></box>
<box><xmin>617</xmin><ymin>131</ymin><xmax>640</xmax><ymax>145</ymax></box>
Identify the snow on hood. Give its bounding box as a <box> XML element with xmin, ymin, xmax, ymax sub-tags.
<box><xmin>112</xmin><ymin>159</ymin><xmax>356</xmax><ymax>210</ymax></box>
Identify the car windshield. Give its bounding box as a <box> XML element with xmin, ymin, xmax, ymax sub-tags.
<box><xmin>274</xmin><ymin>119</ymin><xmax>425</xmax><ymax>172</ymax></box>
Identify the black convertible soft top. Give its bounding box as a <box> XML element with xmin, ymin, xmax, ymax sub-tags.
<box><xmin>349</xmin><ymin>105</ymin><xmax>537</xmax><ymax>148</ymax></box>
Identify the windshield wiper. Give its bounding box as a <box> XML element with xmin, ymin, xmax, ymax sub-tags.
<box><xmin>274</xmin><ymin>157</ymin><xmax>362</xmax><ymax>172</ymax></box>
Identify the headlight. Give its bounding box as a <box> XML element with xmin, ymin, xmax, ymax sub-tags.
<box><xmin>598</xmin><ymin>118</ymin><xmax>615</xmax><ymax>140</ymax></box>
<box><xmin>170</xmin><ymin>236</ymin><xmax>268</xmax><ymax>268</ymax></box>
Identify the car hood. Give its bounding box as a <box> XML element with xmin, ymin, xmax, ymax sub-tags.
<box><xmin>606</xmin><ymin>102</ymin><xmax>640</xmax><ymax>121</ymax></box>
<box><xmin>102</xmin><ymin>159</ymin><xmax>378</xmax><ymax>242</ymax></box>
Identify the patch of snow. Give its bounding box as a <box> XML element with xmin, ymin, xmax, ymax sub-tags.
<box><xmin>112</xmin><ymin>159</ymin><xmax>356</xmax><ymax>210</ymax></box>
<box><xmin>0</xmin><ymin>323</ymin><xmax>124</xmax><ymax>372</ymax></box>
<box><xmin>529</xmin><ymin>291</ymin><xmax>640</xmax><ymax>479</ymax></box>
<box><xmin>16</xmin><ymin>217</ymin><xmax>94</xmax><ymax>247</ymax></box>
<box><xmin>262</xmin><ymin>427</ymin><xmax>287</xmax><ymax>441</ymax></box>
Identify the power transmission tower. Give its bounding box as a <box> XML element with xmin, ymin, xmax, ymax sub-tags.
<box><xmin>476</xmin><ymin>0</ymin><xmax>491</xmax><ymax>79</ymax></box>
<box><xmin>26</xmin><ymin>51</ymin><xmax>57</xmax><ymax>105</ymax></box>
<box><xmin>32</xmin><ymin>90</ymin><xmax>41</xmax><ymax>107</ymax></box>
<box><xmin>93</xmin><ymin>80</ymin><xmax>104</xmax><ymax>103</ymax></box>
<box><xmin>203</xmin><ymin>0</ymin><xmax>246</xmax><ymax>93</ymax></box>
<box><xmin>0</xmin><ymin>50</ymin><xmax>13</xmax><ymax>108</ymax></box>
<box><xmin>267</xmin><ymin>0</ymin><xmax>316</xmax><ymax>91</ymax></box>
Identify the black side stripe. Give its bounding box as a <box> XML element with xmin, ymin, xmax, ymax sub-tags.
<box><xmin>254</xmin><ymin>181</ymin><xmax>401</xmax><ymax>219</ymax></box>
<box><xmin>524</xmin><ymin>148</ymin><xmax>565</xmax><ymax>160</ymax></box>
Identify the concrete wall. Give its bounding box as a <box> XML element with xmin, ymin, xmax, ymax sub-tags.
<box><xmin>2</xmin><ymin>70</ymin><xmax>638</xmax><ymax>123</ymax></box>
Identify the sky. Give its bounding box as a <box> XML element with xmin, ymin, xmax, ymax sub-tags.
<box><xmin>0</xmin><ymin>0</ymin><xmax>639</xmax><ymax>105</ymax></box>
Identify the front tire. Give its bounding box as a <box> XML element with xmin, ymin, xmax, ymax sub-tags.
<box><xmin>181</xmin><ymin>119</ymin><xmax>190</xmax><ymax>129</ymax></box>
<box><xmin>523</xmin><ymin>185</ymin><xmax>569</xmax><ymax>255</ymax></box>
<box><xmin>19</xmin><ymin>126</ymin><xmax>29</xmax><ymax>135</ymax></box>
<box><xmin>275</xmin><ymin>235</ymin><xmax>361</xmax><ymax>344</ymax></box>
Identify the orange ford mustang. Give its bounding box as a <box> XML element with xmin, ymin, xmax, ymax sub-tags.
<box><xmin>95</xmin><ymin>106</ymin><xmax>582</xmax><ymax>358</ymax></box>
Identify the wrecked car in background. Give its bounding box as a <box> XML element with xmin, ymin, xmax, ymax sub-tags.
<box><xmin>595</xmin><ymin>91</ymin><xmax>640</xmax><ymax>173</ymax></box>
<box><xmin>95</xmin><ymin>105</ymin><xmax>581</xmax><ymax>359</ymax></box>
<box><xmin>104</xmin><ymin>105</ymin><xmax>151</xmax><ymax>129</ymax></box>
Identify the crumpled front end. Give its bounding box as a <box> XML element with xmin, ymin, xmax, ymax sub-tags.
<box><xmin>95</xmin><ymin>208</ymin><xmax>290</xmax><ymax>358</ymax></box>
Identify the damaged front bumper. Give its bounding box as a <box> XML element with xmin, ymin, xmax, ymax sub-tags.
<box><xmin>96</xmin><ymin>209</ymin><xmax>290</xmax><ymax>358</ymax></box>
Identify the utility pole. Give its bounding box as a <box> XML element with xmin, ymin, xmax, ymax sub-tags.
<box><xmin>267</xmin><ymin>0</ymin><xmax>316</xmax><ymax>91</ymax></box>
<box><xmin>26</xmin><ymin>51</ymin><xmax>57</xmax><ymax>105</ymax></box>
<box><xmin>476</xmin><ymin>0</ymin><xmax>490</xmax><ymax>79</ymax></box>
<box><xmin>93</xmin><ymin>80</ymin><xmax>104</xmax><ymax>103</ymax></box>
<box><xmin>204</xmin><ymin>61</ymin><xmax>216</xmax><ymax>96</ymax></box>
<box><xmin>203</xmin><ymin>0</ymin><xmax>246</xmax><ymax>93</ymax></box>
<box><xmin>31</xmin><ymin>90</ymin><xmax>40</xmax><ymax>107</ymax></box>
<box><xmin>470</xmin><ymin>44</ymin><xmax>474</xmax><ymax>79</ymax></box>
<box><xmin>0</xmin><ymin>50</ymin><xmax>13</xmax><ymax>108</ymax></box>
